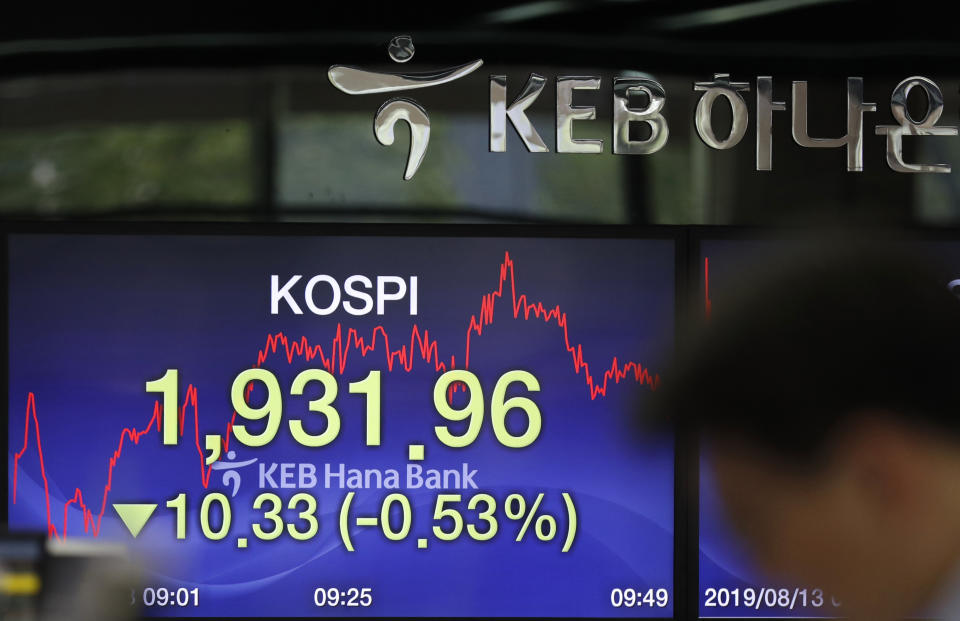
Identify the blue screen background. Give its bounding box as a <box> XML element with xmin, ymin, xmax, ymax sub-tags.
<box><xmin>8</xmin><ymin>234</ymin><xmax>675</xmax><ymax>618</ymax></box>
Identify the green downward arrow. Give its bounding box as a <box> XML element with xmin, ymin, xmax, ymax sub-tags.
<box><xmin>112</xmin><ymin>503</ymin><xmax>158</xmax><ymax>538</ymax></box>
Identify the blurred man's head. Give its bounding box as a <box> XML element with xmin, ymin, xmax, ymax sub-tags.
<box><xmin>658</xmin><ymin>238</ymin><xmax>960</xmax><ymax>621</ymax></box>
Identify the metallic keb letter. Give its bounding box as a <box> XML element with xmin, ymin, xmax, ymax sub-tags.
<box><xmin>556</xmin><ymin>76</ymin><xmax>603</xmax><ymax>154</ymax></box>
<box><xmin>490</xmin><ymin>74</ymin><xmax>549</xmax><ymax>152</ymax></box>
<box><xmin>756</xmin><ymin>76</ymin><xmax>786</xmax><ymax>171</ymax></box>
<box><xmin>613</xmin><ymin>77</ymin><xmax>669</xmax><ymax>155</ymax></box>
<box><xmin>693</xmin><ymin>73</ymin><xmax>750</xmax><ymax>150</ymax></box>
<box><xmin>792</xmin><ymin>77</ymin><xmax>876</xmax><ymax>171</ymax></box>
<box><xmin>875</xmin><ymin>76</ymin><xmax>957</xmax><ymax>173</ymax></box>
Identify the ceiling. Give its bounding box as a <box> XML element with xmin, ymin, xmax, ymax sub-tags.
<box><xmin>0</xmin><ymin>1</ymin><xmax>955</xmax><ymax>76</ymax></box>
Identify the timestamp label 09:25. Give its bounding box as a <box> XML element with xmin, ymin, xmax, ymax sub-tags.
<box><xmin>314</xmin><ymin>587</ymin><xmax>373</xmax><ymax>608</ymax></box>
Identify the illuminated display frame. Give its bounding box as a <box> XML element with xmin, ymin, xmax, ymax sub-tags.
<box><xmin>0</xmin><ymin>221</ymin><xmax>691</xmax><ymax>621</ymax></box>
<box><xmin>688</xmin><ymin>226</ymin><xmax>960</xmax><ymax>621</ymax></box>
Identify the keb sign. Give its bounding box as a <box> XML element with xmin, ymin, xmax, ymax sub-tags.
<box><xmin>328</xmin><ymin>35</ymin><xmax>956</xmax><ymax>179</ymax></box>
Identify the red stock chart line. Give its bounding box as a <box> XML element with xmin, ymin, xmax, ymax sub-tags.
<box><xmin>11</xmin><ymin>250</ymin><xmax>661</xmax><ymax>539</ymax></box>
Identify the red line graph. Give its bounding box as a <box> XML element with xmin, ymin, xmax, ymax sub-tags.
<box><xmin>11</xmin><ymin>251</ymin><xmax>661</xmax><ymax>539</ymax></box>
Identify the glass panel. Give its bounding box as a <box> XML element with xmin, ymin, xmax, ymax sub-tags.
<box><xmin>277</xmin><ymin>112</ymin><xmax>628</xmax><ymax>222</ymax></box>
<box><xmin>0</xmin><ymin>121</ymin><xmax>253</xmax><ymax>214</ymax></box>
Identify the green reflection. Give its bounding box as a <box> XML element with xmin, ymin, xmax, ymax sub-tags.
<box><xmin>0</xmin><ymin>121</ymin><xmax>253</xmax><ymax>213</ymax></box>
<box><xmin>278</xmin><ymin>113</ymin><xmax>627</xmax><ymax>222</ymax></box>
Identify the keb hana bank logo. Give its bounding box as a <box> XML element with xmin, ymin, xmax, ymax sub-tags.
<box><xmin>329</xmin><ymin>35</ymin><xmax>958</xmax><ymax>180</ymax></box>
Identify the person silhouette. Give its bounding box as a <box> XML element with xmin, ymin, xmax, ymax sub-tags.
<box><xmin>652</xmin><ymin>238</ymin><xmax>960</xmax><ymax>621</ymax></box>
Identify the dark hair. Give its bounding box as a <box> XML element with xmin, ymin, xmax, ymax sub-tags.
<box><xmin>654</xmin><ymin>237</ymin><xmax>960</xmax><ymax>461</ymax></box>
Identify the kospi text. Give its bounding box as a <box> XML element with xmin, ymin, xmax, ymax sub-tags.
<box><xmin>270</xmin><ymin>274</ymin><xmax>418</xmax><ymax>316</ymax></box>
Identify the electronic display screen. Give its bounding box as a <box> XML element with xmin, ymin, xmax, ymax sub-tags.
<box><xmin>7</xmin><ymin>231</ymin><xmax>676</xmax><ymax>618</ymax></box>
<box><xmin>697</xmin><ymin>238</ymin><xmax>843</xmax><ymax>618</ymax></box>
